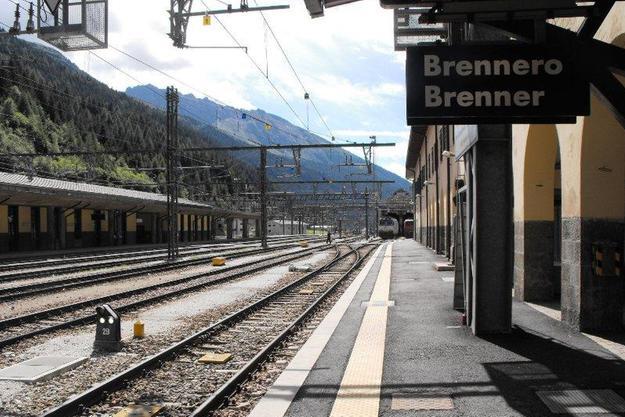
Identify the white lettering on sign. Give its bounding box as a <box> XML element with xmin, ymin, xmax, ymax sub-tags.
<box><xmin>423</xmin><ymin>55</ymin><xmax>564</xmax><ymax>77</ymax></box>
<box><xmin>422</xmin><ymin>53</ymin><xmax>560</xmax><ymax>109</ymax></box>
<box><xmin>425</xmin><ymin>85</ymin><xmax>547</xmax><ymax>108</ymax></box>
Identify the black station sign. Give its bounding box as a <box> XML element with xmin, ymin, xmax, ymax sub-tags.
<box><xmin>406</xmin><ymin>45</ymin><xmax>590</xmax><ymax>125</ymax></box>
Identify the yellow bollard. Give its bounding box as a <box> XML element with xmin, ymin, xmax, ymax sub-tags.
<box><xmin>133</xmin><ymin>320</ymin><xmax>145</xmax><ymax>338</ymax></box>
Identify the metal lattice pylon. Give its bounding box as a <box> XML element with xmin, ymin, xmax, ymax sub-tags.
<box><xmin>166</xmin><ymin>86</ymin><xmax>180</xmax><ymax>261</ymax></box>
<box><xmin>169</xmin><ymin>0</ymin><xmax>194</xmax><ymax>48</ymax></box>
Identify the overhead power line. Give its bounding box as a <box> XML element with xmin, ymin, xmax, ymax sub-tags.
<box><xmin>252</xmin><ymin>0</ymin><xmax>335</xmax><ymax>140</ymax></box>
<box><xmin>105</xmin><ymin>43</ymin><xmax>343</xmax><ymax>150</ymax></box>
<box><xmin>199</xmin><ymin>0</ymin><xmax>308</xmax><ymax>129</ymax></box>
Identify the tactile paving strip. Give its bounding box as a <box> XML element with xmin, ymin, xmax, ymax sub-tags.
<box><xmin>536</xmin><ymin>389</ymin><xmax>625</xmax><ymax>414</ymax></box>
<box><xmin>329</xmin><ymin>243</ymin><xmax>393</xmax><ymax>417</ymax></box>
<box><xmin>391</xmin><ymin>393</ymin><xmax>454</xmax><ymax>411</ymax></box>
<box><xmin>361</xmin><ymin>300</ymin><xmax>395</xmax><ymax>307</ymax></box>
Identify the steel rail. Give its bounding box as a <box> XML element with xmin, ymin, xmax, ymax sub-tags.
<box><xmin>40</xmin><ymin>243</ymin><xmax>374</xmax><ymax>417</ymax></box>
<box><xmin>0</xmin><ymin>235</ymin><xmax>312</xmax><ymax>281</ymax></box>
<box><xmin>0</xmin><ymin>235</ymin><xmax>307</xmax><ymax>272</ymax></box>
<box><xmin>0</xmin><ymin>240</ymin><xmax>356</xmax><ymax>348</ymax></box>
<box><xmin>0</xmin><ymin>239</ymin><xmax>323</xmax><ymax>301</ymax></box>
<box><xmin>191</xmin><ymin>243</ymin><xmax>377</xmax><ymax>416</ymax></box>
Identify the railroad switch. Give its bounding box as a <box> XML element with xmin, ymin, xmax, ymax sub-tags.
<box><xmin>113</xmin><ymin>404</ymin><xmax>163</xmax><ymax>417</ymax></box>
<box><xmin>199</xmin><ymin>352</ymin><xmax>233</xmax><ymax>364</ymax></box>
<box><xmin>133</xmin><ymin>320</ymin><xmax>145</xmax><ymax>338</ymax></box>
<box><xmin>212</xmin><ymin>257</ymin><xmax>227</xmax><ymax>266</ymax></box>
<box><xmin>94</xmin><ymin>304</ymin><xmax>122</xmax><ymax>352</ymax></box>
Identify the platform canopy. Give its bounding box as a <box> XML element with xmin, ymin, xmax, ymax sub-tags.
<box><xmin>0</xmin><ymin>173</ymin><xmax>258</xmax><ymax>218</ymax></box>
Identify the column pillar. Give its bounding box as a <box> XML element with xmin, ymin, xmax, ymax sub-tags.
<box><xmin>210</xmin><ymin>216</ymin><xmax>217</xmax><ymax>240</ymax></box>
<box><xmin>151</xmin><ymin>213</ymin><xmax>158</xmax><ymax>244</ymax></box>
<box><xmin>468</xmin><ymin>125</ymin><xmax>513</xmax><ymax>335</ymax></box>
<box><xmin>45</xmin><ymin>206</ymin><xmax>55</xmax><ymax>250</ymax></box>
<box><xmin>242</xmin><ymin>219</ymin><xmax>249</xmax><ymax>239</ymax></box>
<box><xmin>226</xmin><ymin>218</ymin><xmax>234</xmax><ymax>240</ymax></box>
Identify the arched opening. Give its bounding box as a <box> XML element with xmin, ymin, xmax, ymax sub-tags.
<box><xmin>513</xmin><ymin>124</ymin><xmax>560</xmax><ymax>303</ymax></box>
<box><xmin>514</xmin><ymin>30</ymin><xmax>625</xmax><ymax>331</ymax></box>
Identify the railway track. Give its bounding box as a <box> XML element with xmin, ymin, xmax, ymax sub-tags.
<box><xmin>0</xmin><ymin>235</ymin><xmax>306</xmax><ymax>271</ymax></box>
<box><xmin>0</xmin><ymin>240</ymin><xmax>350</xmax><ymax>348</ymax></box>
<box><xmin>0</xmin><ymin>235</ymin><xmax>315</xmax><ymax>282</ymax></box>
<box><xmin>39</xmin><ymin>242</ymin><xmax>377</xmax><ymax>417</ymax></box>
<box><xmin>0</xmin><ymin>238</ymin><xmax>323</xmax><ymax>302</ymax></box>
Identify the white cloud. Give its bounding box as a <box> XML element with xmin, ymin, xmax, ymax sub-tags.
<box><xmin>1</xmin><ymin>0</ymin><xmax>409</xmax><ymax>176</ymax></box>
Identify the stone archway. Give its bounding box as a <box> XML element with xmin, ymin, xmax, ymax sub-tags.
<box><xmin>513</xmin><ymin>124</ymin><xmax>560</xmax><ymax>302</ymax></box>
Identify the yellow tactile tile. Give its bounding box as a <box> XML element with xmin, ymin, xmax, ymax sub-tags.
<box><xmin>329</xmin><ymin>243</ymin><xmax>394</xmax><ymax>417</ymax></box>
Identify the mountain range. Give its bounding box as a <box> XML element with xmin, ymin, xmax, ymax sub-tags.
<box><xmin>126</xmin><ymin>86</ymin><xmax>409</xmax><ymax>197</ymax></box>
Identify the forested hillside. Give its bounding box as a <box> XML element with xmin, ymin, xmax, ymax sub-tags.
<box><xmin>0</xmin><ymin>36</ymin><xmax>409</xmax><ymax>205</ymax></box>
<box><xmin>0</xmin><ymin>37</ymin><xmax>256</xmax><ymax>204</ymax></box>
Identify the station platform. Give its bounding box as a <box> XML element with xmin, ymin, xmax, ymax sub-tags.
<box><xmin>250</xmin><ymin>239</ymin><xmax>625</xmax><ymax>417</ymax></box>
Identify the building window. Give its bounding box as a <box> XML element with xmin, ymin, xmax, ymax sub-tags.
<box><xmin>440</xmin><ymin>126</ymin><xmax>450</xmax><ymax>157</ymax></box>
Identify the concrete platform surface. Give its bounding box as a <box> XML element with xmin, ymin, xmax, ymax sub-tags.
<box><xmin>0</xmin><ymin>356</ymin><xmax>87</xmax><ymax>383</ymax></box>
<box><xmin>250</xmin><ymin>239</ymin><xmax>625</xmax><ymax>417</ymax></box>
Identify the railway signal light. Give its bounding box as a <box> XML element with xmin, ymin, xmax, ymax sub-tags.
<box><xmin>94</xmin><ymin>304</ymin><xmax>122</xmax><ymax>352</ymax></box>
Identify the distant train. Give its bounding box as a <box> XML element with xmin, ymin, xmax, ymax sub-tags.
<box><xmin>404</xmin><ymin>219</ymin><xmax>414</xmax><ymax>239</ymax></box>
<box><xmin>378</xmin><ymin>217</ymin><xmax>399</xmax><ymax>239</ymax></box>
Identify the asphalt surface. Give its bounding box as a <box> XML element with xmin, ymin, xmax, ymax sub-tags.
<box><xmin>284</xmin><ymin>239</ymin><xmax>625</xmax><ymax>417</ymax></box>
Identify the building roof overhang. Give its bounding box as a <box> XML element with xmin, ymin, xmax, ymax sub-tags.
<box><xmin>0</xmin><ymin>172</ymin><xmax>259</xmax><ymax>219</ymax></box>
<box><xmin>405</xmin><ymin>125</ymin><xmax>427</xmax><ymax>180</ymax></box>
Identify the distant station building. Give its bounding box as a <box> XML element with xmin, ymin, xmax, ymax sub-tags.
<box><xmin>0</xmin><ymin>172</ymin><xmax>258</xmax><ymax>252</ymax></box>
<box><xmin>405</xmin><ymin>6</ymin><xmax>625</xmax><ymax>334</ymax></box>
<box><xmin>406</xmin><ymin>125</ymin><xmax>460</xmax><ymax>255</ymax></box>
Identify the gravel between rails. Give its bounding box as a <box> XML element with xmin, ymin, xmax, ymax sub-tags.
<box><xmin>0</xmin><ymin>260</ymin><xmax>165</xmax><ymax>291</ymax></box>
<box><xmin>0</xmin><ymin>245</ymin><xmax>335</xmax><ymax>348</ymax></box>
<box><xmin>0</xmin><ymin>251</ymin><xmax>335</xmax><ymax>417</ymax></box>
<box><xmin>52</xmin><ymin>245</ymin><xmax>367</xmax><ymax>417</ymax></box>
<box><xmin>211</xmin><ymin>247</ymin><xmax>375</xmax><ymax>417</ymax></box>
<box><xmin>0</xmin><ymin>236</ymin><xmax>307</xmax><ymax>278</ymax></box>
<box><xmin>0</xmin><ymin>237</ymin><xmax>317</xmax><ymax>293</ymax></box>
<box><xmin>0</xmin><ymin>245</ymin><xmax>319</xmax><ymax>320</ymax></box>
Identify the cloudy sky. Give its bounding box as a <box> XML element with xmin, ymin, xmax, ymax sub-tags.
<box><xmin>1</xmin><ymin>0</ymin><xmax>410</xmax><ymax>177</ymax></box>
